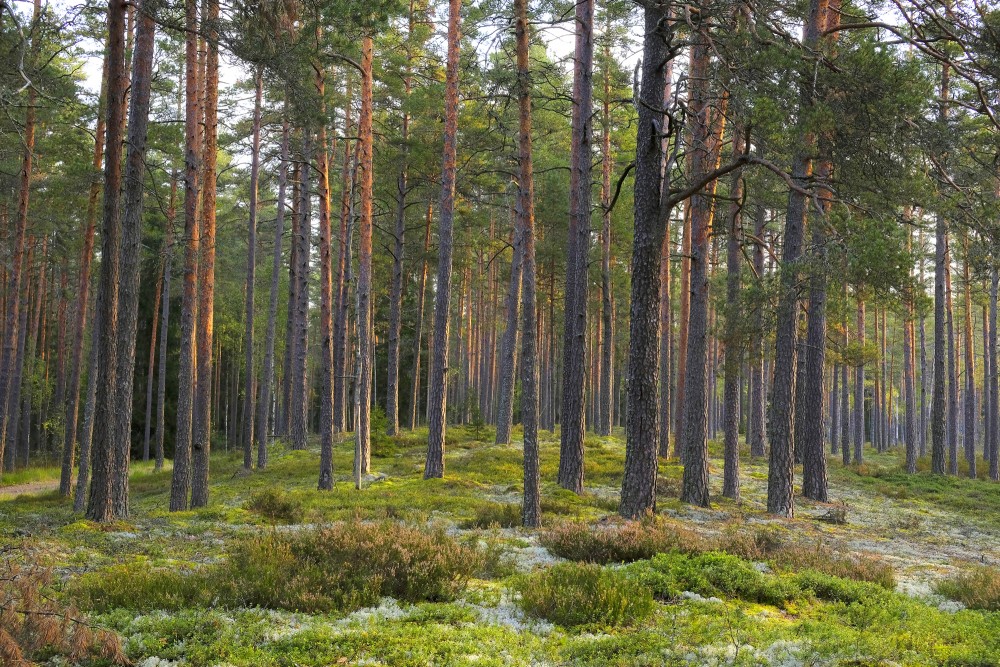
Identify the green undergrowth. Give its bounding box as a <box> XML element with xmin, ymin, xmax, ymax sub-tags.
<box><xmin>2</xmin><ymin>431</ymin><xmax>1000</xmax><ymax>666</ymax></box>
<box><xmin>71</xmin><ymin>521</ymin><xmax>483</xmax><ymax>614</ymax></box>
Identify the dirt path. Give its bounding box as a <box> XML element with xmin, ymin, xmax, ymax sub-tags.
<box><xmin>0</xmin><ymin>479</ymin><xmax>59</xmax><ymax>499</ymax></box>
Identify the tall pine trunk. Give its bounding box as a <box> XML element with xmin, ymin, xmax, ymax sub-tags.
<box><xmin>255</xmin><ymin>115</ymin><xmax>289</xmax><ymax>468</ymax></box>
<box><xmin>355</xmin><ymin>36</ymin><xmax>375</xmax><ymax>481</ymax></box>
<box><xmin>514</xmin><ymin>0</ymin><xmax>540</xmax><ymax>526</ymax></box>
<box><xmin>88</xmin><ymin>0</ymin><xmax>155</xmax><ymax>520</ymax></box>
<box><xmin>242</xmin><ymin>68</ymin><xmax>263</xmax><ymax>469</ymax></box>
<box><xmin>191</xmin><ymin>0</ymin><xmax>220</xmax><ymax>508</ymax></box>
<box><xmin>410</xmin><ymin>203</ymin><xmax>432</xmax><ymax>429</ymax></box>
<box><xmin>424</xmin><ymin>0</ymin><xmax>462</xmax><ymax>478</ymax></box>
<box><xmin>170</xmin><ymin>0</ymin><xmax>201</xmax><ymax>511</ymax></box>
<box><xmin>557</xmin><ymin>0</ymin><xmax>594</xmax><ymax>493</ymax></box>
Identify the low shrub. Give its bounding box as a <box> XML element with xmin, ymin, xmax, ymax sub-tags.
<box><xmin>70</xmin><ymin>561</ymin><xmax>204</xmax><ymax>612</ymax></box>
<box><xmin>720</xmin><ymin>524</ymin><xmax>787</xmax><ymax>560</ymax></box>
<box><xmin>792</xmin><ymin>569</ymin><xmax>885</xmax><ymax>604</ymax></box>
<box><xmin>514</xmin><ymin>563</ymin><xmax>655</xmax><ymax>628</ymax></box>
<box><xmin>243</xmin><ymin>488</ymin><xmax>304</xmax><ymax>524</ymax></box>
<box><xmin>627</xmin><ymin>551</ymin><xmax>799</xmax><ymax>607</ymax></box>
<box><xmin>540</xmin><ymin>518</ymin><xmax>705</xmax><ymax>564</ymax></box>
<box><xmin>771</xmin><ymin>544</ymin><xmax>896</xmax><ymax>589</ymax></box>
<box><xmin>72</xmin><ymin>522</ymin><xmax>484</xmax><ymax>615</ymax></box>
<box><xmin>210</xmin><ymin>522</ymin><xmax>482</xmax><ymax>612</ymax></box>
<box><xmin>461</xmin><ymin>502</ymin><xmax>522</xmax><ymax>529</ymax></box>
<box><xmin>934</xmin><ymin>566</ymin><xmax>1000</xmax><ymax>610</ymax></box>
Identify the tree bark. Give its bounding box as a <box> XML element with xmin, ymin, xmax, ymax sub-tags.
<box><xmin>904</xmin><ymin>222</ymin><xmax>917</xmax><ymax>472</ymax></box>
<box><xmin>962</xmin><ymin>233</ymin><xmax>975</xmax><ymax>477</ymax></box>
<box><xmin>60</xmin><ymin>54</ymin><xmax>107</xmax><ymax>495</ymax></box>
<box><xmin>191</xmin><ymin>0</ymin><xmax>220</xmax><ymax>508</ymax></box>
<box><xmin>242</xmin><ymin>68</ymin><xmax>263</xmax><ymax>470</ymax></box>
<box><xmin>494</xmin><ymin>209</ymin><xmax>524</xmax><ymax>445</ymax></box>
<box><xmin>155</xmin><ymin>173</ymin><xmax>177</xmax><ymax>471</ymax></box>
<box><xmin>317</xmin><ymin>59</ymin><xmax>337</xmax><ymax>490</ymax></box>
<box><xmin>748</xmin><ymin>205</ymin><xmax>766</xmax><ymax>457</ymax></box>
<box><xmin>88</xmin><ymin>0</ymin><xmax>155</xmax><ymax>520</ymax></box>
<box><xmin>333</xmin><ymin>83</ymin><xmax>354</xmax><ymax>434</ymax></box>
<box><xmin>0</xmin><ymin>0</ymin><xmax>41</xmax><ymax>479</ymax></box>
<box><xmin>143</xmin><ymin>261</ymin><xmax>164</xmax><ymax>462</ymax></box>
<box><xmin>721</xmin><ymin>124</ymin><xmax>746</xmax><ymax>501</ymax></box>
<box><xmin>513</xmin><ymin>0</ymin><xmax>540</xmax><ymax>527</ymax></box>
<box><xmin>680</xmin><ymin>22</ymin><xmax>727</xmax><ymax>508</ymax></box>
<box><xmin>355</xmin><ymin>36</ymin><xmax>375</xmax><ymax>480</ymax></box>
<box><xmin>619</xmin><ymin>4</ymin><xmax>670</xmax><ymax>519</ymax></box>
<box><xmin>424</xmin><ymin>0</ymin><xmax>462</xmax><ymax>478</ymax></box>
<box><xmin>854</xmin><ymin>298</ymin><xmax>866</xmax><ymax>464</ymax></box>
<box><xmin>255</xmin><ymin>115</ymin><xmax>289</xmax><ymax>468</ymax></box>
<box><xmin>170</xmin><ymin>0</ymin><xmax>201</xmax><ymax>511</ymax></box>
<box><xmin>293</xmin><ymin>133</ymin><xmax>312</xmax><ymax>452</ymax></box>
<box><xmin>410</xmin><ymin>202</ymin><xmax>432</xmax><ymax>429</ymax></box>
<box><xmin>557</xmin><ymin>0</ymin><xmax>594</xmax><ymax>494</ymax></box>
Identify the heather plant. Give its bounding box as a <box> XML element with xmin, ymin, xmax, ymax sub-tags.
<box><xmin>540</xmin><ymin>518</ymin><xmax>706</xmax><ymax>564</ymax></box>
<box><xmin>513</xmin><ymin>563</ymin><xmax>655</xmax><ymax>628</ymax></box>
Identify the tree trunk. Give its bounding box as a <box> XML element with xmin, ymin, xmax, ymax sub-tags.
<box><xmin>290</xmin><ymin>133</ymin><xmax>312</xmax><ymax>452</ymax></box>
<box><xmin>0</xmin><ymin>0</ymin><xmax>41</xmax><ymax>479</ymax></box>
<box><xmin>89</xmin><ymin>0</ymin><xmax>154</xmax><ymax>520</ymax></box>
<box><xmin>620</xmin><ymin>4</ymin><xmax>670</xmax><ymax>519</ymax></box>
<box><xmin>317</xmin><ymin>61</ymin><xmax>337</xmax><ymax>489</ymax></box>
<box><xmin>557</xmin><ymin>0</ymin><xmax>594</xmax><ymax>494</ymax></box>
<box><xmin>143</xmin><ymin>261</ymin><xmax>164</xmax><ymax>462</ymax></box>
<box><xmin>170</xmin><ymin>0</ymin><xmax>201</xmax><ymax>511</ymax></box>
<box><xmin>989</xmin><ymin>268</ymin><xmax>999</xmax><ymax>480</ymax></box>
<box><xmin>191</xmin><ymin>0</ymin><xmax>219</xmax><ymax>508</ymax></box>
<box><xmin>60</xmin><ymin>56</ymin><xmax>107</xmax><ymax>495</ymax></box>
<box><xmin>962</xmin><ymin>233</ymin><xmax>975</xmax><ymax>477</ymax></box>
<box><xmin>155</xmin><ymin>173</ymin><xmax>177</xmax><ymax>471</ymax></box>
<box><xmin>513</xmin><ymin>0</ymin><xmax>540</xmax><ymax>526</ymax></box>
<box><xmin>73</xmin><ymin>319</ymin><xmax>100</xmax><ymax>512</ymax></box>
<box><xmin>598</xmin><ymin>43</ymin><xmax>616</xmax><ymax>439</ymax></box>
<box><xmin>721</xmin><ymin>125</ymin><xmax>746</xmax><ymax>501</ymax></box>
<box><xmin>355</xmin><ymin>36</ymin><xmax>375</xmax><ymax>479</ymax></box>
<box><xmin>386</xmin><ymin>6</ymin><xmax>415</xmax><ymax>437</ymax></box>
<box><xmin>256</xmin><ymin>115</ymin><xmax>289</xmax><ymax>468</ymax></box>
<box><xmin>680</xmin><ymin>25</ymin><xmax>727</xmax><ymax>508</ymax></box>
<box><xmin>410</xmin><ymin>202</ymin><xmax>432</xmax><ymax>429</ymax></box>
<box><xmin>424</xmin><ymin>0</ymin><xmax>462</xmax><ymax>478</ymax></box>
<box><xmin>904</xmin><ymin>224</ymin><xmax>917</xmax><ymax>472</ymax></box>
<box><xmin>494</xmin><ymin>207</ymin><xmax>524</xmax><ymax>444</ymax></box>
<box><xmin>945</xmin><ymin>238</ymin><xmax>958</xmax><ymax>474</ymax></box>
<box><xmin>748</xmin><ymin>205</ymin><xmax>767</xmax><ymax>457</ymax></box>
<box><xmin>242</xmin><ymin>68</ymin><xmax>263</xmax><ymax>469</ymax></box>
<box><xmin>333</xmin><ymin>84</ymin><xmax>355</xmax><ymax>434</ymax></box>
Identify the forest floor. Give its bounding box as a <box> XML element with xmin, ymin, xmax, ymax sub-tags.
<box><xmin>2</xmin><ymin>426</ymin><xmax>999</xmax><ymax>666</ymax></box>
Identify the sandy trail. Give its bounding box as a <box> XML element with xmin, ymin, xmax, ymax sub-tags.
<box><xmin>0</xmin><ymin>479</ymin><xmax>59</xmax><ymax>499</ymax></box>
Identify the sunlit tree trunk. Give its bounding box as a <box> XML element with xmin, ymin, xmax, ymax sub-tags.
<box><xmin>962</xmin><ymin>233</ymin><xmax>975</xmax><ymax>477</ymax></box>
<box><xmin>170</xmin><ymin>0</ymin><xmax>202</xmax><ymax>511</ymax></box>
<box><xmin>355</xmin><ymin>36</ymin><xmax>375</xmax><ymax>480</ymax></box>
<box><xmin>291</xmin><ymin>133</ymin><xmax>312</xmax><ymax>451</ymax></box>
<box><xmin>191</xmin><ymin>0</ymin><xmax>220</xmax><ymax>508</ymax></box>
<box><xmin>748</xmin><ymin>205</ymin><xmax>766</xmax><ymax>457</ymax></box>
<box><xmin>333</xmin><ymin>83</ymin><xmax>354</xmax><ymax>433</ymax></box>
<box><xmin>904</xmin><ymin>222</ymin><xmax>917</xmax><ymax>473</ymax></box>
